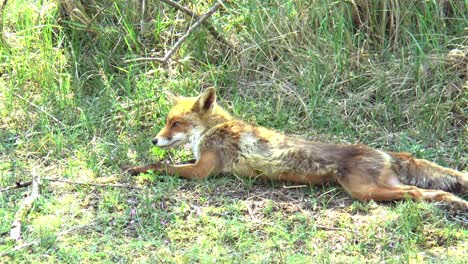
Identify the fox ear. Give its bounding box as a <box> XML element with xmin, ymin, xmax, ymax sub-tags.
<box><xmin>164</xmin><ymin>90</ymin><xmax>179</xmax><ymax>105</ymax></box>
<box><xmin>194</xmin><ymin>87</ymin><xmax>216</xmax><ymax>113</ymax></box>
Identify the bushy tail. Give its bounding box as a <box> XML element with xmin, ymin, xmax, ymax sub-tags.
<box><xmin>389</xmin><ymin>152</ymin><xmax>468</xmax><ymax>193</ymax></box>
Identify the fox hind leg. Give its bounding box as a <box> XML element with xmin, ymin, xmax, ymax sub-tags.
<box><xmin>356</xmin><ymin>185</ymin><xmax>466</xmax><ymax>209</ymax></box>
<box><xmin>337</xmin><ymin>171</ymin><xmax>468</xmax><ymax>209</ymax></box>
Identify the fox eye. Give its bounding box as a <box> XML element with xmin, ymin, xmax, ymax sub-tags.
<box><xmin>172</xmin><ymin>121</ymin><xmax>181</xmax><ymax>128</ymax></box>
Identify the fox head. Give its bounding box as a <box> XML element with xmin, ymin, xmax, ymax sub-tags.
<box><xmin>152</xmin><ymin>88</ymin><xmax>231</xmax><ymax>148</ymax></box>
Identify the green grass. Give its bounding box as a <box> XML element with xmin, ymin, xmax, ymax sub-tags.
<box><xmin>1</xmin><ymin>0</ymin><xmax>467</xmax><ymax>262</ymax></box>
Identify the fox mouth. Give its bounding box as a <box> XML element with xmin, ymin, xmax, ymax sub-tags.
<box><xmin>157</xmin><ymin>140</ymin><xmax>183</xmax><ymax>148</ymax></box>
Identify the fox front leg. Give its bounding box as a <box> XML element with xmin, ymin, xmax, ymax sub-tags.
<box><xmin>123</xmin><ymin>151</ymin><xmax>219</xmax><ymax>180</ymax></box>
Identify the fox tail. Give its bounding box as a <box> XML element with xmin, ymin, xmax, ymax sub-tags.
<box><xmin>390</xmin><ymin>152</ymin><xmax>467</xmax><ymax>193</ymax></box>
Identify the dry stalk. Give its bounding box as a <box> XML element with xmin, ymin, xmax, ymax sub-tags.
<box><xmin>159</xmin><ymin>0</ymin><xmax>233</xmax><ymax>49</ymax></box>
<box><xmin>60</xmin><ymin>0</ymin><xmax>97</xmax><ymax>35</ymax></box>
<box><xmin>9</xmin><ymin>171</ymin><xmax>41</xmax><ymax>241</ymax></box>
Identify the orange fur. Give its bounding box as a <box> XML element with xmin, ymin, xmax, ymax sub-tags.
<box><xmin>124</xmin><ymin>88</ymin><xmax>468</xmax><ymax>209</ymax></box>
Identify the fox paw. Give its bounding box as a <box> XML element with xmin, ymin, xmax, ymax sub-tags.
<box><xmin>446</xmin><ymin>196</ymin><xmax>468</xmax><ymax>212</ymax></box>
<box><xmin>457</xmin><ymin>200</ymin><xmax>468</xmax><ymax>211</ymax></box>
<box><xmin>122</xmin><ymin>165</ymin><xmax>141</xmax><ymax>176</ymax></box>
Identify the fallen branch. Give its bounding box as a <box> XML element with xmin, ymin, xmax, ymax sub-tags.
<box><xmin>159</xmin><ymin>0</ymin><xmax>232</xmax><ymax>48</ymax></box>
<box><xmin>43</xmin><ymin>177</ymin><xmax>143</xmax><ymax>190</ymax></box>
<box><xmin>0</xmin><ymin>181</ymin><xmax>32</xmax><ymax>193</ymax></box>
<box><xmin>126</xmin><ymin>1</ymin><xmax>224</xmax><ymax>63</ymax></box>
<box><xmin>10</xmin><ymin>172</ymin><xmax>41</xmax><ymax>241</ymax></box>
<box><xmin>1</xmin><ymin>221</ymin><xmax>97</xmax><ymax>257</ymax></box>
<box><xmin>2</xmin><ymin>177</ymin><xmax>142</xmax><ymax>192</ymax></box>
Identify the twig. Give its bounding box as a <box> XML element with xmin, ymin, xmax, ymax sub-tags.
<box><xmin>160</xmin><ymin>0</ymin><xmax>198</xmax><ymax>19</ymax></box>
<box><xmin>126</xmin><ymin>1</ymin><xmax>224</xmax><ymax>63</ymax></box>
<box><xmin>126</xmin><ymin>56</ymin><xmax>166</xmax><ymax>63</ymax></box>
<box><xmin>1</xmin><ymin>177</ymin><xmax>143</xmax><ymax>192</ymax></box>
<box><xmin>283</xmin><ymin>184</ymin><xmax>308</xmax><ymax>189</ymax></box>
<box><xmin>161</xmin><ymin>1</ymin><xmax>223</xmax><ymax>61</ymax></box>
<box><xmin>84</xmin><ymin>0</ymin><xmax>115</xmax><ymax>35</ymax></box>
<box><xmin>10</xmin><ymin>172</ymin><xmax>41</xmax><ymax>241</ymax></box>
<box><xmin>159</xmin><ymin>0</ymin><xmax>232</xmax><ymax>48</ymax></box>
<box><xmin>0</xmin><ymin>181</ymin><xmax>32</xmax><ymax>193</ymax></box>
<box><xmin>43</xmin><ymin>177</ymin><xmax>143</xmax><ymax>190</ymax></box>
<box><xmin>315</xmin><ymin>224</ymin><xmax>348</xmax><ymax>232</ymax></box>
<box><xmin>1</xmin><ymin>221</ymin><xmax>97</xmax><ymax>257</ymax></box>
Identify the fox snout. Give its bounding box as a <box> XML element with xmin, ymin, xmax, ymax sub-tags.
<box><xmin>152</xmin><ymin>135</ymin><xmax>176</xmax><ymax>148</ymax></box>
<box><xmin>152</xmin><ymin>138</ymin><xmax>159</xmax><ymax>145</ymax></box>
<box><xmin>152</xmin><ymin>130</ymin><xmax>187</xmax><ymax>148</ymax></box>
<box><xmin>151</xmin><ymin>136</ymin><xmax>176</xmax><ymax>146</ymax></box>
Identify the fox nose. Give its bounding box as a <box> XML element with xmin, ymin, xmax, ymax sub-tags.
<box><xmin>152</xmin><ymin>138</ymin><xmax>158</xmax><ymax>145</ymax></box>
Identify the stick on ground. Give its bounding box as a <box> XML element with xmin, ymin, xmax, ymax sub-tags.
<box><xmin>0</xmin><ymin>181</ymin><xmax>32</xmax><ymax>193</ymax></box>
<box><xmin>9</xmin><ymin>172</ymin><xmax>41</xmax><ymax>241</ymax></box>
<box><xmin>1</xmin><ymin>177</ymin><xmax>142</xmax><ymax>193</ymax></box>
<box><xmin>43</xmin><ymin>177</ymin><xmax>143</xmax><ymax>190</ymax></box>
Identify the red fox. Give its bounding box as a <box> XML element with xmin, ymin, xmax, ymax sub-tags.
<box><xmin>124</xmin><ymin>88</ymin><xmax>468</xmax><ymax>209</ymax></box>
